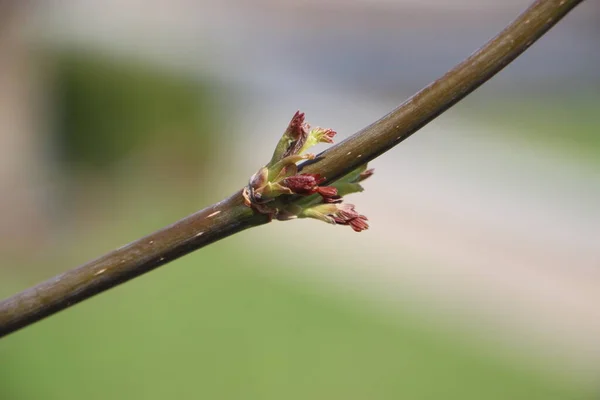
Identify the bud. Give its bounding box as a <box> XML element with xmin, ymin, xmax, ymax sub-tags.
<box><xmin>244</xmin><ymin>111</ymin><xmax>372</xmax><ymax>233</ymax></box>
<box><xmin>285</xmin><ymin>111</ymin><xmax>309</xmax><ymax>140</ymax></box>
<box><xmin>316</xmin><ymin>186</ymin><xmax>338</xmax><ymax>198</ymax></box>
<box><xmin>358</xmin><ymin>168</ymin><xmax>375</xmax><ymax>182</ymax></box>
<box><xmin>282</xmin><ymin>174</ymin><xmax>324</xmax><ymax>195</ymax></box>
<box><xmin>249</xmin><ymin>167</ymin><xmax>269</xmax><ymax>189</ymax></box>
<box><xmin>298</xmin><ymin>127</ymin><xmax>337</xmax><ymax>155</ymax></box>
<box><xmin>267</xmin><ymin>154</ymin><xmax>314</xmax><ymax>183</ymax></box>
<box><xmin>312</xmin><ymin>127</ymin><xmax>337</xmax><ymax>144</ymax></box>
<box><xmin>299</xmin><ymin>203</ymin><xmax>369</xmax><ymax>232</ymax></box>
<box><xmin>269</xmin><ymin>111</ymin><xmax>310</xmax><ymax>165</ymax></box>
<box><xmin>347</xmin><ymin>215</ymin><xmax>369</xmax><ymax>232</ymax></box>
<box><xmin>331</xmin><ymin>204</ymin><xmax>369</xmax><ymax>232</ymax></box>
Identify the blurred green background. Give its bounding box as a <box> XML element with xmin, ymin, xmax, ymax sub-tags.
<box><xmin>0</xmin><ymin>240</ymin><xmax>589</xmax><ymax>399</ymax></box>
<box><xmin>1</xmin><ymin>1</ymin><xmax>599</xmax><ymax>399</ymax></box>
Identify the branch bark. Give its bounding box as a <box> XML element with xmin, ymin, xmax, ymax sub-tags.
<box><xmin>0</xmin><ymin>0</ymin><xmax>584</xmax><ymax>338</ymax></box>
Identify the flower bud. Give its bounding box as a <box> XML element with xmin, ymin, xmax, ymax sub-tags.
<box><xmin>282</xmin><ymin>174</ymin><xmax>324</xmax><ymax>195</ymax></box>
<box><xmin>245</xmin><ymin>111</ymin><xmax>372</xmax><ymax>233</ymax></box>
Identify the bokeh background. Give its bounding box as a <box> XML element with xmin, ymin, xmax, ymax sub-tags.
<box><xmin>1</xmin><ymin>0</ymin><xmax>599</xmax><ymax>399</ymax></box>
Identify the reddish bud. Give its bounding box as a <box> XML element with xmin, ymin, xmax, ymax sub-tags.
<box><xmin>299</xmin><ymin>202</ymin><xmax>368</xmax><ymax>232</ymax></box>
<box><xmin>316</xmin><ymin>186</ymin><xmax>338</xmax><ymax>198</ymax></box>
<box><xmin>331</xmin><ymin>204</ymin><xmax>369</xmax><ymax>232</ymax></box>
<box><xmin>348</xmin><ymin>215</ymin><xmax>369</xmax><ymax>232</ymax></box>
<box><xmin>249</xmin><ymin>167</ymin><xmax>269</xmax><ymax>189</ymax></box>
<box><xmin>323</xmin><ymin>195</ymin><xmax>343</xmax><ymax>204</ymax></box>
<box><xmin>311</xmin><ymin>127</ymin><xmax>337</xmax><ymax>144</ymax></box>
<box><xmin>282</xmin><ymin>173</ymin><xmax>324</xmax><ymax>195</ymax></box>
<box><xmin>287</xmin><ymin>111</ymin><xmax>308</xmax><ymax>140</ymax></box>
<box><xmin>282</xmin><ymin>111</ymin><xmax>310</xmax><ymax>157</ymax></box>
<box><xmin>358</xmin><ymin>168</ymin><xmax>374</xmax><ymax>182</ymax></box>
<box><xmin>246</xmin><ymin>111</ymin><xmax>369</xmax><ymax>233</ymax></box>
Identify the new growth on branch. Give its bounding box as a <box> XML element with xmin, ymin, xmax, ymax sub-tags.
<box><xmin>243</xmin><ymin>111</ymin><xmax>373</xmax><ymax>232</ymax></box>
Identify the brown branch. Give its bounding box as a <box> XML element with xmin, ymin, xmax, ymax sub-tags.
<box><xmin>0</xmin><ymin>0</ymin><xmax>584</xmax><ymax>338</ymax></box>
<box><xmin>301</xmin><ymin>0</ymin><xmax>584</xmax><ymax>182</ymax></box>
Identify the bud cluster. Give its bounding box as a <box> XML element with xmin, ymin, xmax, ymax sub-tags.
<box><xmin>243</xmin><ymin>111</ymin><xmax>372</xmax><ymax>232</ymax></box>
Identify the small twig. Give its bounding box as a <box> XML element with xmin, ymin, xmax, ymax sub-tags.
<box><xmin>0</xmin><ymin>0</ymin><xmax>584</xmax><ymax>338</ymax></box>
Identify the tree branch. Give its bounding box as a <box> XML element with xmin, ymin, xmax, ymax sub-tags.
<box><xmin>0</xmin><ymin>0</ymin><xmax>584</xmax><ymax>338</ymax></box>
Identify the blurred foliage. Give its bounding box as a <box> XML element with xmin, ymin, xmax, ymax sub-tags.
<box><xmin>0</xmin><ymin>236</ymin><xmax>589</xmax><ymax>399</ymax></box>
<box><xmin>472</xmin><ymin>93</ymin><xmax>600</xmax><ymax>163</ymax></box>
<box><xmin>51</xmin><ymin>52</ymin><xmax>219</xmax><ymax>172</ymax></box>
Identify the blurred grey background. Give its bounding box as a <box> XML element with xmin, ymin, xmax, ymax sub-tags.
<box><xmin>1</xmin><ymin>0</ymin><xmax>599</xmax><ymax>399</ymax></box>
